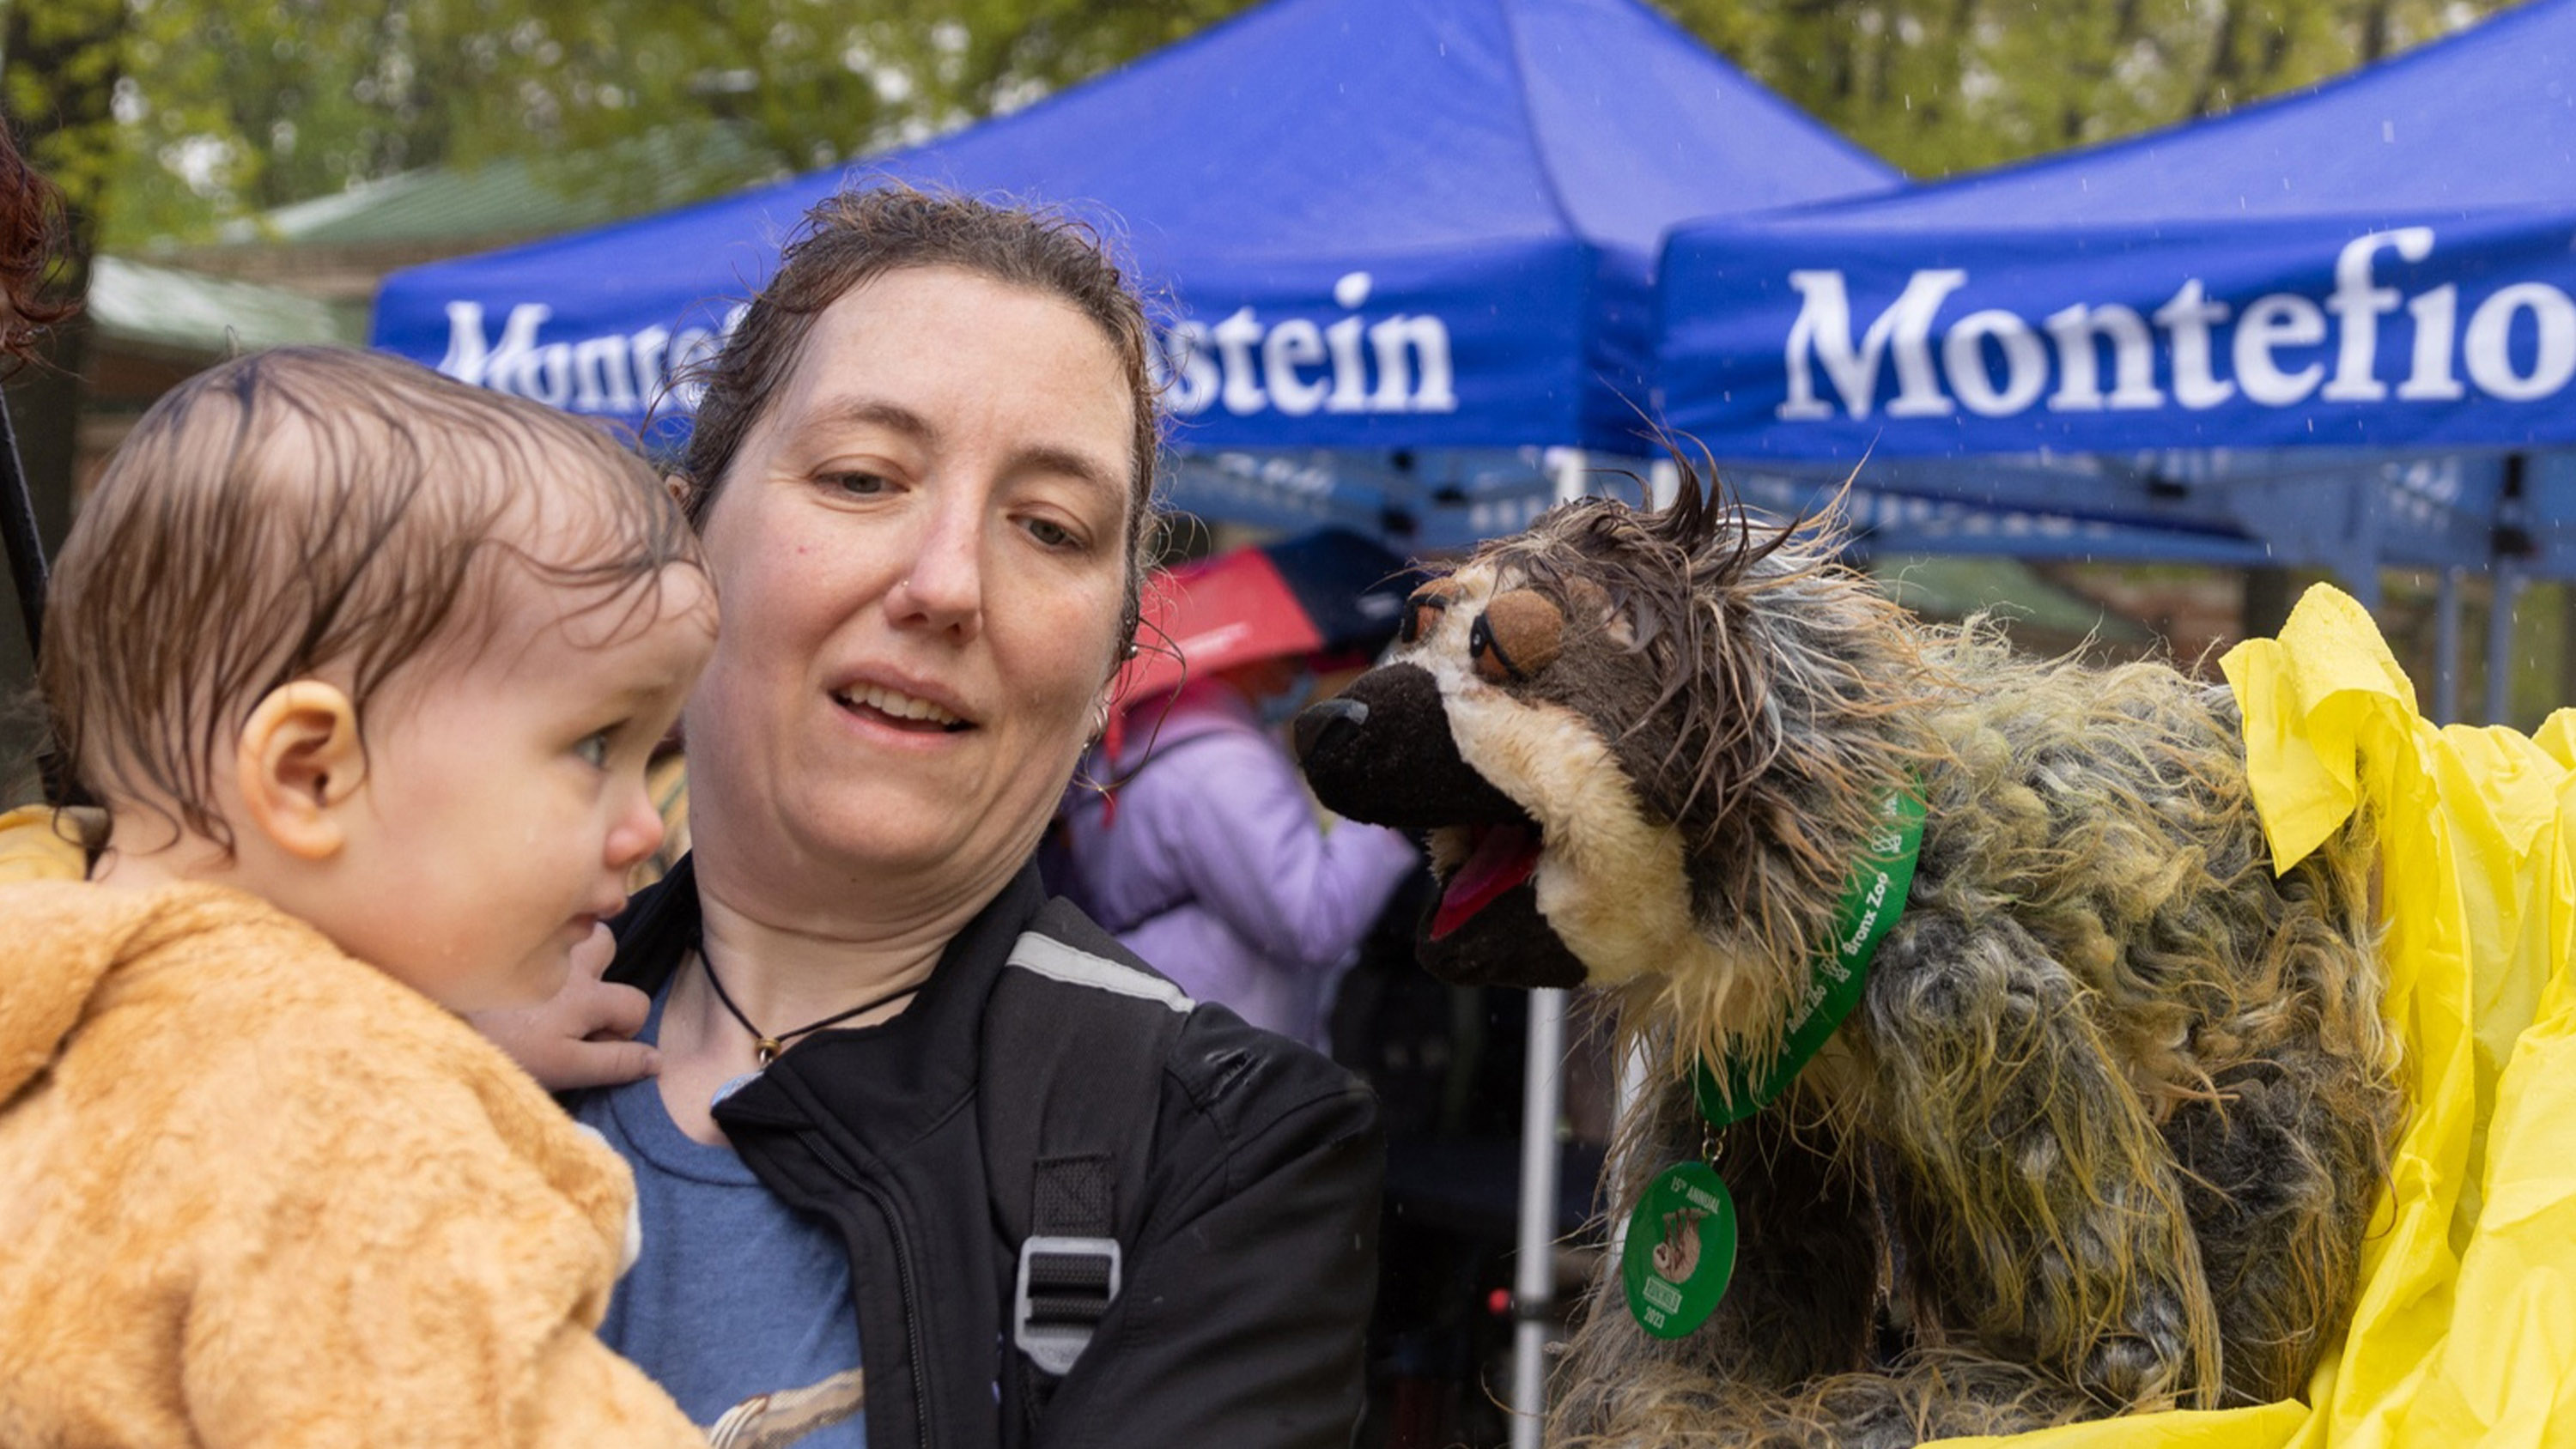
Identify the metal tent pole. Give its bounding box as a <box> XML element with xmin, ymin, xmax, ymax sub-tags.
<box><xmin>0</xmin><ymin>388</ymin><xmax>48</xmax><ymax>653</ymax></box>
<box><xmin>1504</xmin><ymin>448</ymin><xmax>1594</xmax><ymax>1448</ymax></box>
<box><xmin>1510</xmin><ymin>987</ymin><xmax>1567</xmax><ymax>1449</ymax></box>
<box><xmin>2435</xmin><ymin>567</ymin><xmax>2462</xmax><ymax>724</ymax></box>
<box><xmin>2485</xmin><ymin>562</ymin><xmax>2522</xmax><ymax>728</ymax></box>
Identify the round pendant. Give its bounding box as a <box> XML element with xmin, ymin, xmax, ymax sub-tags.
<box><xmin>1621</xmin><ymin>1161</ymin><xmax>1738</xmax><ymax>1339</ymax></box>
<box><xmin>754</xmin><ymin>1038</ymin><xmax>782</xmax><ymax>1067</ymax></box>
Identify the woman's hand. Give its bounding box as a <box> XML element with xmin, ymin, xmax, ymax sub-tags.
<box><xmin>468</xmin><ymin>924</ymin><xmax>660</xmax><ymax>1091</ymax></box>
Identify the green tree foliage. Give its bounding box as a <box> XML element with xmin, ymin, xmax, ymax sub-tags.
<box><xmin>1663</xmin><ymin>0</ymin><xmax>2518</xmax><ymax>178</ymax></box>
<box><xmin>3</xmin><ymin>0</ymin><xmax>122</xmax><ymax>227</ymax></box>
<box><xmin>5</xmin><ymin>0</ymin><xmax>1259</xmax><ymax>249</ymax></box>
<box><xmin>3</xmin><ymin>0</ymin><xmax>2531</xmax><ymax>249</ymax></box>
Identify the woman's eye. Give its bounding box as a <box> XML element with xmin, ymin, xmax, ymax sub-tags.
<box><xmin>1024</xmin><ymin>517</ymin><xmax>1078</xmax><ymax>549</ymax></box>
<box><xmin>827</xmin><ymin>470</ymin><xmax>890</xmax><ymax>498</ymax></box>
<box><xmin>573</xmin><ymin>731</ymin><xmax>613</xmax><ymax>769</ymax></box>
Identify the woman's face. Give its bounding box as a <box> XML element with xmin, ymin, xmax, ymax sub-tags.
<box><xmin>684</xmin><ymin>265</ymin><xmax>1134</xmax><ymax>903</ymax></box>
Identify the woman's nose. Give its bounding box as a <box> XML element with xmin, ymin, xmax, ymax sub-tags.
<box><xmin>884</xmin><ymin>503</ymin><xmax>984</xmax><ymax>637</ymax></box>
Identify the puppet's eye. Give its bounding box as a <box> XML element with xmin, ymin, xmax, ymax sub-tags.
<box><xmin>1470</xmin><ymin>589</ymin><xmax>1565</xmax><ymax>684</ymax></box>
<box><xmin>1400</xmin><ymin>579</ymin><xmax>1461</xmax><ymax>645</ymax></box>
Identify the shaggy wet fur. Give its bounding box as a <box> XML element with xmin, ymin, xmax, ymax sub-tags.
<box><xmin>1327</xmin><ymin>474</ymin><xmax>2403</xmax><ymax>1446</ymax></box>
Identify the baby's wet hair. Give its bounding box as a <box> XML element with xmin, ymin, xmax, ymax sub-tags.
<box><xmin>40</xmin><ymin>345</ymin><xmax>702</xmax><ymax>852</ymax></box>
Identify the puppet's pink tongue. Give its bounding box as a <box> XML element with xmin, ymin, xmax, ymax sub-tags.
<box><xmin>1430</xmin><ymin>824</ymin><xmax>1541</xmax><ymax>940</ymax></box>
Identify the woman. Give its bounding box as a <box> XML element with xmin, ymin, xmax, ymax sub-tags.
<box><xmin>558</xmin><ymin>188</ymin><xmax>1383</xmax><ymax>1448</ymax></box>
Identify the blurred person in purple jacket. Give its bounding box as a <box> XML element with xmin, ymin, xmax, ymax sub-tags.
<box><xmin>1053</xmin><ymin>655</ymin><xmax>1419</xmax><ymax>1048</ymax></box>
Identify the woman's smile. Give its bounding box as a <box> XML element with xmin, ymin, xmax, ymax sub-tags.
<box><xmin>828</xmin><ymin>674</ymin><xmax>977</xmax><ymax>736</ymax></box>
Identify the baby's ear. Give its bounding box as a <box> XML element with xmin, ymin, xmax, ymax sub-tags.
<box><xmin>234</xmin><ymin>682</ymin><xmax>365</xmax><ymax>861</ymax></box>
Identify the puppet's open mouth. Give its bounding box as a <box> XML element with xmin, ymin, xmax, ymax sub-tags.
<box><xmin>1429</xmin><ymin>822</ymin><xmax>1544</xmax><ymax>940</ymax></box>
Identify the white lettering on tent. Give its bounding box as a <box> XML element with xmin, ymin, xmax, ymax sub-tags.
<box><xmin>433</xmin><ymin>302</ymin><xmax>745</xmax><ymax>415</ymax></box>
<box><xmin>1942</xmin><ymin>310</ymin><xmax>2047</xmax><ymax>416</ymax></box>
<box><xmin>1369</xmin><ymin>314</ymin><xmax>1457</xmax><ymax>412</ymax></box>
<box><xmin>1157</xmin><ymin>320</ymin><xmax>1221</xmax><ymax>414</ymax></box>
<box><xmin>1212</xmin><ymin>307</ymin><xmax>1268</xmax><ymax>415</ymax></box>
<box><xmin>1264</xmin><ymin>319</ymin><xmax>1329</xmax><ymax>415</ymax></box>
<box><xmin>2401</xmin><ymin>286</ymin><xmax>2465</xmax><ymax>400</ymax></box>
<box><xmin>2464</xmin><ymin>282</ymin><xmax>2576</xmax><ymax>400</ymax></box>
<box><xmin>573</xmin><ymin>333</ymin><xmax>640</xmax><ymax>415</ymax></box>
<box><xmin>2324</xmin><ymin>229</ymin><xmax>2433</xmax><ymax>401</ymax></box>
<box><xmin>2233</xmin><ymin>293</ymin><xmax>2327</xmax><ymax>406</ymax></box>
<box><xmin>1771</xmin><ymin>228</ymin><xmax>2576</xmax><ymax>425</ymax></box>
<box><xmin>1151</xmin><ymin>270</ymin><xmax>1457</xmax><ymax>420</ymax></box>
<box><xmin>525</xmin><ymin>342</ymin><xmax>574</xmax><ymax>408</ymax></box>
<box><xmin>439</xmin><ymin>301</ymin><xmax>547</xmax><ymax>390</ymax></box>
<box><xmin>2043</xmin><ymin>303</ymin><xmax>2161</xmax><ymax>412</ymax></box>
<box><xmin>1325</xmin><ymin>315</ymin><xmax>1370</xmax><ymax>412</ymax></box>
<box><xmin>1779</xmin><ymin>268</ymin><xmax>1965</xmax><ymax>421</ymax></box>
<box><xmin>2153</xmin><ymin>279</ymin><xmax>2235</xmax><ymax>409</ymax></box>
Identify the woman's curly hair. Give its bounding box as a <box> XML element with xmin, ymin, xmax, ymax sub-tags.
<box><xmin>0</xmin><ymin>118</ymin><xmax>74</xmax><ymax>369</ymax></box>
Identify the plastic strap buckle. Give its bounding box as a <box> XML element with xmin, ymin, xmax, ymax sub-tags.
<box><xmin>1013</xmin><ymin>1234</ymin><xmax>1123</xmax><ymax>1377</ymax></box>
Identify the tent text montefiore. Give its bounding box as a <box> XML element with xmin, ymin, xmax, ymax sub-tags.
<box><xmin>432</xmin><ymin>270</ymin><xmax>1459</xmax><ymax>424</ymax></box>
<box><xmin>1154</xmin><ymin>271</ymin><xmax>1459</xmax><ymax>419</ymax></box>
<box><xmin>1778</xmin><ymin>228</ymin><xmax>2576</xmax><ymax>423</ymax></box>
<box><xmin>435</xmin><ymin>301</ymin><xmax>747</xmax><ymax>416</ymax></box>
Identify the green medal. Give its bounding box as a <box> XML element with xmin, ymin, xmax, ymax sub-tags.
<box><xmin>1625</xmin><ymin>789</ymin><xmax>1925</xmax><ymax>1337</ymax></box>
<box><xmin>1619</xmin><ymin>1161</ymin><xmax>1738</xmax><ymax>1338</ymax></box>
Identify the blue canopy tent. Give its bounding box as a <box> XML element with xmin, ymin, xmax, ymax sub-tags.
<box><xmin>369</xmin><ymin>4</ymin><xmax>1896</xmax><ymax>1434</ymax></box>
<box><xmin>371</xmin><ymin>0</ymin><xmax>1896</xmax><ymax>549</ymax></box>
<box><xmin>1651</xmin><ymin>0</ymin><xmax>2576</xmax><ymax>624</ymax></box>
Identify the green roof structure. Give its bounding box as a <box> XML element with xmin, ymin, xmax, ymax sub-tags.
<box><xmin>85</xmin><ymin>255</ymin><xmax>355</xmax><ymax>358</ymax></box>
<box><xmin>217</xmin><ymin>127</ymin><xmax>774</xmax><ymax>250</ymax></box>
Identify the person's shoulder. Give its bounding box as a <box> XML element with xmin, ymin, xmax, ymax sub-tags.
<box><xmin>0</xmin><ymin>804</ymin><xmax>90</xmax><ymax>883</ymax></box>
<box><xmin>1014</xmin><ymin>896</ymin><xmax>1375</xmax><ymax>1133</ymax></box>
<box><xmin>23</xmin><ymin>879</ymin><xmax>420</xmax><ymax>1062</ymax></box>
<box><xmin>21</xmin><ymin>884</ymin><xmax>628</xmax><ymax>1245</ymax></box>
<box><xmin>119</xmin><ymin>885</ymin><xmax>473</xmax><ymax>1064</ymax></box>
<box><xmin>1114</xmin><ymin>692</ymin><xmax>1281</xmax><ymax>775</ymax></box>
<box><xmin>104</xmin><ymin>888</ymin><xmax>604</xmax><ymax>1167</ymax></box>
<box><xmin>1007</xmin><ymin>894</ymin><xmax>1197</xmax><ymax>1014</ymax></box>
<box><xmin>1164</xmin><ymin>991</ymin><xmax>1379</xmax><ymax>1142</ymax></box>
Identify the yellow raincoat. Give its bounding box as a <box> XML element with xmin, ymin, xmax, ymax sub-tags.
<box><xmin>1941</xmin><ymin>584</ymin><xmax>2576</xmax><ymax>1448</ymax></box>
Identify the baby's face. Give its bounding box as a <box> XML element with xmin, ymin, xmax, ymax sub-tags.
<box><xmin>325</xmin><ymin>561</ymin><xmax>717</xmax><ymax>1014</ymax></box>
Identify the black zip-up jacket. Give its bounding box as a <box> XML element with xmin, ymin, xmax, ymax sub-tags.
<box><xmin>605</xmin><ymin>857</ymin><xmax>1384</xmax><ymax>1449</ymax></box>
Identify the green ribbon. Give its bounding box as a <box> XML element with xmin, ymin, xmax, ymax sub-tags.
<box><xmin>1618</xmin><ymin>792</ymin><xmax>1927</xmax><ymax>1349</ymax></box>
<box><xmin>1693</xmin><ymin>788</ymin><xmax>1925</xmax><ymax>1125</ymax></box>
<box><xmin>1626</xmin><ymin>788</ymin><xmax>1927</xmax><ymax>1338</ymax></box>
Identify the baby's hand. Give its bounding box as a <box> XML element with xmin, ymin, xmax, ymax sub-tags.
<box><xmin>470</xmin><ymin>924</ymin><xmax>660</xmax><ymax>1091</ymax></box>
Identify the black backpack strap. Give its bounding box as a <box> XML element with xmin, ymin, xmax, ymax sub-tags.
<box><xmin>1015</xmin><ymin>1160</ymin><xmax>1122</xmax><ymax>1376</ymax></box>
<box><xmin>981</xmin><ymin>900</ymin><xmax>1189</xmax><ymax>1399</ymax></box>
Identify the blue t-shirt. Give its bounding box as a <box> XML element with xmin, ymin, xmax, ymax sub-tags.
<box><xmin>574</xmin><ymin>985</ymin><xmax>865</xmax><ymax>1446</ymax></box>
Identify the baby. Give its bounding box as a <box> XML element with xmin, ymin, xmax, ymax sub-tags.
<box><xmin>0</xmin><ymin>347</ymin><xmax>719</xmax><ymax>1447</ymax></box>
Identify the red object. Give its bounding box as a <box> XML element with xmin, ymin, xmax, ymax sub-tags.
<box><xmin>1486</xmin><ymin>1287</ymin><xmax>1514</xmax><ymax>1317</ymax></box>
<box><xmin>1114</xmin><ymin>547</ymin><xmax>1326</xmax><ymax>710</ymax></box>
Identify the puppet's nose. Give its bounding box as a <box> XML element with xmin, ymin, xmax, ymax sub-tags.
<box><xmin>1292</xmin><ymin>696</ymin><xmax>1370</xmax><ymax>765</ymax></box>
<box><xmin>1297</xmin><ymin>664</ymin><xmax>1528</xmax><ymax>830</ymax></box>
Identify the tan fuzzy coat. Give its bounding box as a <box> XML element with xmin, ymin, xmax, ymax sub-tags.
<box><xmin>0</xmin><ymin>879</ymin><xmax>704</xmax><ymax>1449</ymax></box>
